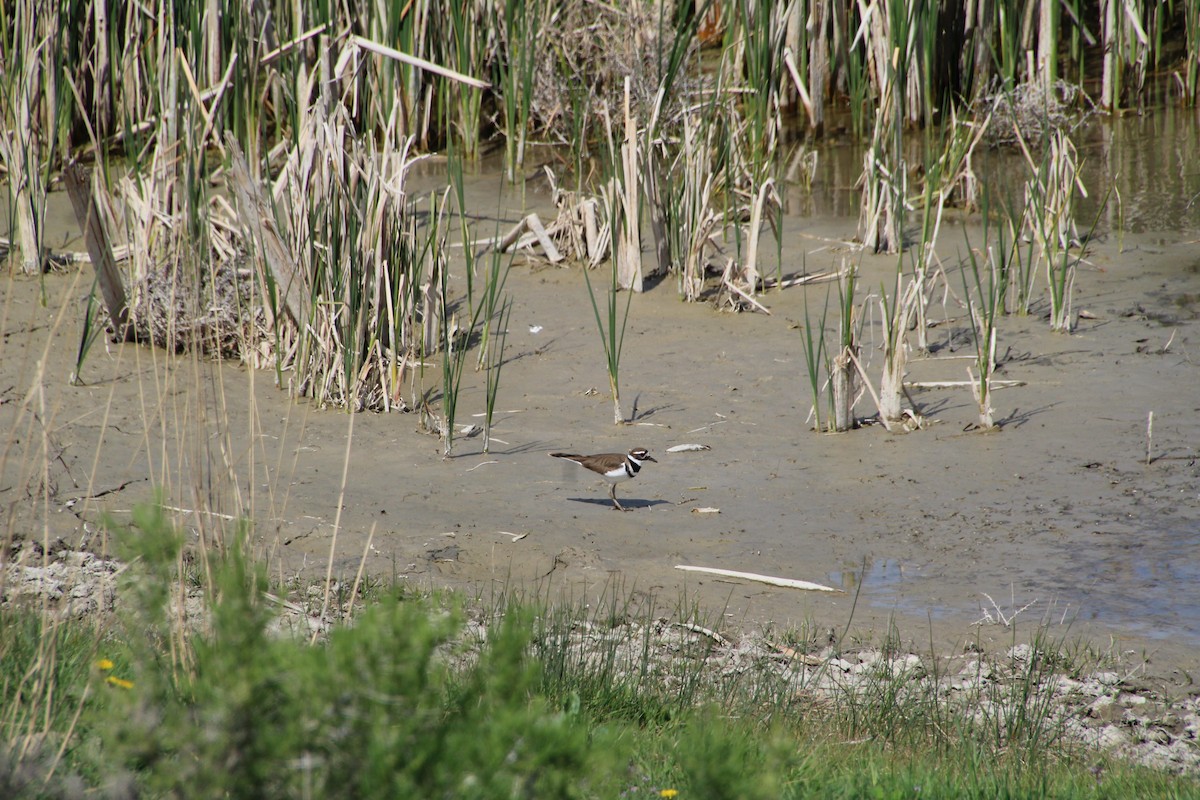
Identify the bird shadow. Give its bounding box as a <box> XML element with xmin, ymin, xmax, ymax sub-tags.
<box><xmin>565</xmin><ymin>497</ymin><xmax>671</xmax><ymax>510</ymax></box>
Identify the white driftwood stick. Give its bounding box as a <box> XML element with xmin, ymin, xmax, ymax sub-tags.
<box><xmin>675</xmin><ymin>565</ymin><xmax>841</xmax><ymax>592</ymax></box>
<box><xmin>724</xmin><ymin>275</ymin><xmax>772</xmax><ymax>314</ymax></box>
<box><xmin>351</xmin><ymin>35</ymin><xmax>491</xmax><ymax>90</ymax></box>
<box><xmin>467</xmin><ymin>224</ymin><xmax>523</xmax><ymax>256</ymax></box>
<box><xmin>494</xmin><ymin>217</ymin><xmax>529</xmax><ymax>252</ymax></box>
<box><xmin>525</xmin><ymin>213</ymin><xmax>564</xmax><ymax>262</ymax></box>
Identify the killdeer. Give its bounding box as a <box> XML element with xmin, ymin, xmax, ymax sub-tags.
<box><xmin>549</xmin><ymin>448</ymin><xmax>657</xmax><ymax>511</ymax></box>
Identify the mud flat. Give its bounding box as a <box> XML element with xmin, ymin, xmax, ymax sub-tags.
<box><xmin>4</xmin><ymin>174</ymin><xmax>1199</xmax><ymax>683</ymax></box>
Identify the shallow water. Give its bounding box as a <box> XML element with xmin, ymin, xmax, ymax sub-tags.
<box><xmin>793</xmin><ymin>104</ymin><xmax>1200</xmax><ymax>238</ymax></box>
<box><xmin>799</xmin><ymin>105</ymin><xmax>1200</xmax><ymax>647</ymax></box>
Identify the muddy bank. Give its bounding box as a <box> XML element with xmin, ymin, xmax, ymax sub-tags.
<box><xmin>4</xmin><ymin>114</ymin><xmax>1200</xmax><ymax>705</ymax></box>
<box><xmin>3</xmin><ymin>217</ymin><xmax>1199</xmax><ymax>691</ymax></box>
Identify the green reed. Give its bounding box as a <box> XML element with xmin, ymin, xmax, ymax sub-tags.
<box><xmin>830</xmin><ymin>262</ymin><xmax>861</xmax><ymax>431</ymax></box>
<box><xmin>991</xmin><ymin>192</ymin><xmax>1038</xmax><ymax>315</ymax></box>
<box><xmin>483</xmin><ymin>295</ymin><xmax>513</xmax><ymax>454</ymax></box>
<box><xmin>496</xmin><ymin>0</ymin><xmax>540</xmax><ymax>181</ymax></box>
<box><xmin>448</xmin><ymin>140</ymin><xmax>476</xmax><ymax>313</ymax></box>
<box><xmin>1015</xmin><ymin>129</ymin><xmax>1083</xmax><ymax>332</ymax></box>
<box><xmin>447</xmin><ymin>0</ymin><xmax>487</xmax><ymax>159</ymax></box>
<box><xmin>733</xmin><ymin>0</ymin><xmax>788</xmax><ymax>178</ymax></box>
<box><xmin>961</xmin><ymin>220</ymin><xmax>1006</xmax><ymax>430</ymax></box>
<box><xmin>583</xmin><ymin>255</ymin><xmax>634</xmax><ymax>426</ymax></box>
<box><xmin>995</xmin><ymin>0</ymin><xmax>1023</xmax><ymax>89</ymax></box>
<box><xmin>800</xmin><ymin>279</ymin><xmax>831</xmax><ymax>432</ymax></box>
<box><xmin>660</xmin><ymin>111</ymin><xmax>719</xmax><ymax>302</ymax></box>
<box><xmin>70</xmin><ymin>275</ymin><xmax>107</xmax><ymax>385</ymax></box>
<box><xmin>876</xmin><ymin>260</ymin><xmax>920</xmax><ymax>430</ymax></box>
<box><xmin>1186</xmin><ymin>0</ymin><xmax>1200</xmax><ymax>103</ymax></box>
<box><xmin>846</xmin><ymin>44</ymin><xmax>872</xmax><ymax>139</ymax></box>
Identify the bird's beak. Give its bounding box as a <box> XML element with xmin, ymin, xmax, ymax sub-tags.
<box><xmin>645</xmin><ymin>455</ymin><xmax>658</xmax><ymax>462</ymax></box>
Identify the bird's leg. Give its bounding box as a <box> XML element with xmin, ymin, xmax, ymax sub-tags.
<box><xmin>609</xmin><ymin>484</ymin><xmax>626</xmax><ymax>511</ymax></box>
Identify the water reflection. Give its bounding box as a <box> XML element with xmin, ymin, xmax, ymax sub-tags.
<box><xmin>791</xmin><ymin>105</ymin><xmax>1200</xmax><ymax>235</ymax></box>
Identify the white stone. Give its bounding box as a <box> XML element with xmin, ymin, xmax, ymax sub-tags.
<box><xmin>1096</xmin><ymin>725</ymin><xmax>1128</xmax><ymax>750</ymax></box>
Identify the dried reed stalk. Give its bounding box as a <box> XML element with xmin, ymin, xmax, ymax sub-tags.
<box><xmin>226</xmin><ymin>137</ymin><xmax>306</xmax><ymax>328</ymax></box>
<box><xmin>678</xmin><ymin>116</ymin><xmax>719</xmax><ymax>302</ymax></box>
<box><xmin>616</xmin><ymin>78</ymin><xmax>643</xmax><ymax>292</ymax></box>
<box><xmin>0</xmin><ymin>128</ymin><xmax>42</xmax><ymax>275</ymax></box>
<box><xmin>741</xmin><ymin>178</ymin><xmax>781</xmax><ymax>296</ymax></box>
<box><xmin>877</xmin><ymin>277</ymin><xmax>921</xmax><ymax>429</ymax></box>
<box><xmin>0</xmin><ymin>0</ymin><xmax>44</xmax><ymax>275</ymax></box>
<box><xmin>831</xmin><ymin>345</ymin><xmax>858</xmax><ymax>431</ymax></box>
<box><xmin>64</xmin><ymin>163</ymin><xmax>133</xmax><ymax>341</ymax></box>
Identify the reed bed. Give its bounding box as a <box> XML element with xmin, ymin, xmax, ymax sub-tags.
<box><xmin>1</xmin><ymin>1</ymin><xmax>1194</xmax><ymax>421</ymax></box>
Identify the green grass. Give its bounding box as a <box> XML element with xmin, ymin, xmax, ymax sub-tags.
<box><xmin>583</xmin><ymin>250</ymin><xmax>634</xmax><ymax>425</ymax></box>
<box><xmin>2</xmin><ymin>503</ymin><xmax>1197</xmax><ymax>799</ymax></box>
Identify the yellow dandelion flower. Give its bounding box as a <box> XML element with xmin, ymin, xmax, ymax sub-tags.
<box><xmin>95</xmin><ymin>659</ymin><xmax>114</xmax><ymax>671</ymax></box>
<box><xmin>105</xmin><ymin>675</ymin><xmax>134</xmax><ymax>690</ymax></box>
<box><xmin>660</xmin><ymin>790</ymin><xmax>679</xmax><ymax>798</ymax></box>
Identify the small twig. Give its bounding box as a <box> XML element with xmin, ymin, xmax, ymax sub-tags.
<box><xmin>1161</xmin><ymin>328</ymin><xmax>1177</xmax><ymax>354</ymax></box>
<box><xmin>973</xmin><ymin>592</ymin><xmax>1038</xmax><ymax>627</ymax></box>
<box><xmin>761</xmin><ymin>269</ymin><xmax>844</xmax><ymax>289</ymax></box>
<box><xmin>347</xmin><ymin>522</ymin><xmax>377</xmax><ymax>620</ymax></box>
<box><xmin>156</xmin><ymin>504</ymin><xmax>237</xmax><ymax>521</ymax></box>
<box><xmin>907</xmin><ymin>380</ymin><xmax>1025</xmax><ymax>389</ymax></box>
<box><xmin>674</xmin><ymin>621</ymin><xmax>730</xmax><ymax>647</ymax></box>
<box><xmin>723</xmin><ymin>274</ymin><xmax>772</xmax><ymax>314</ymax></box>
<box><xmin>261</xmin><ymin>24</ymin><xmax>328</xmax><ymax>65</ymax></box>
<box><xmin>1146</xmin><ymin>411</ymin><xmax>1154</xmax><ymax>465</ymax></box>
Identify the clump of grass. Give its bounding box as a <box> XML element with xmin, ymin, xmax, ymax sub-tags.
<box><xmin>802</xmin><ymin>260</ymin><xmax>862</xmax><ymax>434</ymax></box>
<box><xmin>910</xmin><ymin>107</ymin><xmax>991</xmax><ymax>350</ymax></box>
<box><xmin>3</xmin><ymin>504</ymin><xmax>617</xmax><ymax>797</ymax></box>
<box><xmin>731</xmin><ymin>0</ymin><xmax>790</xmax><ymax>180</ymax></box>
<box><xmin>4</xmin><ymin>503</ymin><xmax>1198</xmax><ymax>797</ymax></box>
<box><xmin>991</xmin><ymin>191</ymin><xmax>1040</xmax><ymax>316</ymax></box>
<box><xmin>873</xmin><ymin>262</ymin><xmax>922</xmax><ymax>431</ymax></box>
<box><xmin>583</xmin><ymin>247</ymin><xmax>635</xmax><ymax>426</ymax></box>
<box><xmin>482</xmin><ymin>295</ymin><xmax>513</xmax><ymax>454</ymax></box>
<box><xmin>961</xmin><ymin>227</ymin><xmax>1005</xmax><ymax>431</ymax></box>
<box><xmin>1013</xmin><ymin>128</ymin><xmax>1084</xmax><ymax>332</ymax></box>
<box><xmin>660</xmin><ymin>112</ymin><xmax>720</xmax><ymax>302</ymax></box>
<box><xmin>829</xmin><ymin>263</ymin><xmax>862</xmax><ymax>432</ymax></box>
<box><xmin>800</xmin><ymin>278</ymin><xmax>832</xmax><ymax>432</ymax></box>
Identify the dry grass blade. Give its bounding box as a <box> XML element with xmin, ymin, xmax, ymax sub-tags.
<box><xmin>351</xmin><ymin>35</ymin><xmax>491</xmax><ymax>90</ymax></box>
